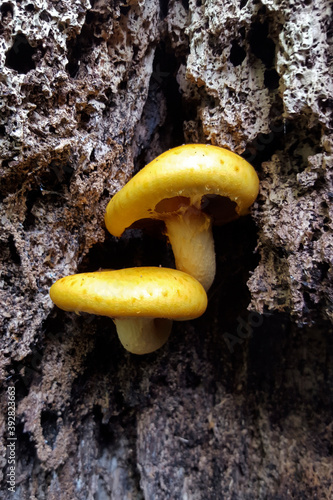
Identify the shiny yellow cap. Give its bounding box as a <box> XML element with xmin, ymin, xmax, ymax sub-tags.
<box><xmin>105</xmin><ymin>144</ymin><xmax>259</xmax><ymax>236</ymax></box>
<box><xmin>50</xmin><ymin>267</ymin><xmax>207</xmax><ymax>320</ymax></box>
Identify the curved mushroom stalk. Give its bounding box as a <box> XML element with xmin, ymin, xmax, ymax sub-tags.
<box><xmin>164</xmin><ymin>208</ymin><xmax>216</xmax><ymax>291</ymax></box>
<box><xmin>114</xmin><ymin>317</ymin><xmax>173</xmax><ymax>355</ymax></box>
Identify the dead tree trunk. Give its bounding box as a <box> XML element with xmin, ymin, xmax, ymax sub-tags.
<box><xmin>0</xmin><ymin>0</ymin><xmax>332</xmax><ymax>498</ymax></box>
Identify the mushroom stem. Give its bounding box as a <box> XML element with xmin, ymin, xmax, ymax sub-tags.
<box><xmin>114</xmin><ymin>317</ymin><xmax>173</xmax><ymax>355</ymax></box>
<box><xmin>164</xmin><ymin>208</ymin><xmax>216</xmax><ymax>291</ymax></box>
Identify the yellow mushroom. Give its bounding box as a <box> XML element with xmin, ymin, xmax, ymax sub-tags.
<box><xmin>50</xmin><ymin>267</ymin><xmax>207</xmax><ymax>355</ymax></box>
<box><xmin>105</xmin><ymin>144</ymin><xmax>259</xmax><ymax>291</ymax></box>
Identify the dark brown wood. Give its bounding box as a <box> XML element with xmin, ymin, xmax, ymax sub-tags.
<box><xmin>0</xmin><ymin>0</ymin><xmax>332</xmax><ymax>498</ymax></box>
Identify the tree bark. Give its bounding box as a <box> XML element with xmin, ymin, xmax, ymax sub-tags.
<box><xmin>0</xmin><ymin>0</ymin><xmax>332</xmax><ymax>498</ymax></box>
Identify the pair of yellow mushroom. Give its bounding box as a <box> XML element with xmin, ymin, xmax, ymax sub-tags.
<box><xmin>50</xmin><ymin>144</ymin><xmax>259</xmax><ymax>354</ymax></box>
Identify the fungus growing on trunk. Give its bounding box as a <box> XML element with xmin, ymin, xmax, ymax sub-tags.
<box><xmin>105</xmin><ymin>144</ymin><xmax>259</xmax><ymax>290</ymax></box>
<box><xmin>50</xmin><ymin>267</ymin><xmax>207</xmax><ymax>354</ymax></box>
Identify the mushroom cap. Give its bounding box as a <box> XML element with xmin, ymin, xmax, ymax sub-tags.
<box><xmin>105</xmin><ymin>144</ymin><xmax>259</xmax><ymax>237</ymax></box>
<box><xmin>50</xmin><ymin>267</ymin><xmax>207</xmax><ymax>320</ymax></box>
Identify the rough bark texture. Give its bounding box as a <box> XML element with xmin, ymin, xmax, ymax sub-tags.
<box><xmin>0</xmin><ymin>0</ymin><xmax>332</xmax><ymax>499</ymax></box>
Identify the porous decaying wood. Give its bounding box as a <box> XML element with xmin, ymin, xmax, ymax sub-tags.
<box><xmin>0</xmin><ymin>0</ymin><xmax>332</xmax><ymax>498</ymax></box>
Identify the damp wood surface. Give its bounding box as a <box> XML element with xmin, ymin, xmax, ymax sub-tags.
<box><xmin>0</xmin><ymin>0</ymin><xmax>332</xmax><ymax>499</ymax></box>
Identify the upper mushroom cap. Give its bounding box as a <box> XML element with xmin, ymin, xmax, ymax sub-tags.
<box><xmin>50</xmin><ymin>267</ymin><xmax>207</xmax><ymax>320</ymax></box>
<box><xmin>105</xmin><ymin>144</ymin><xmax>259</xmax><ymax>237</ymax></box>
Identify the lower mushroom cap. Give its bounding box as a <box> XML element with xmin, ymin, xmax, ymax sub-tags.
<box><xmin>49</xmin><ymin>267</ymin><xmax>208</xmax><ymax>320</ymax></box>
